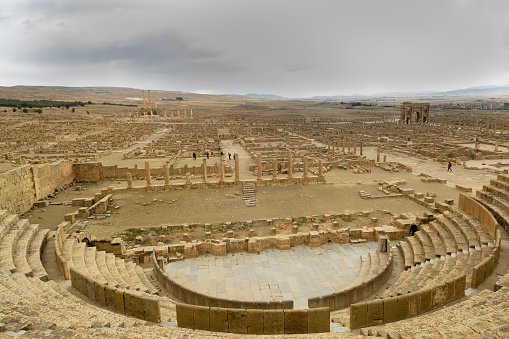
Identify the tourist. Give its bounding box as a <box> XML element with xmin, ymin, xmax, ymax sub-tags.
<box><xmin>193</xmin><ymin>152</ymin><xmax>196</xmax><ymax>160</ymax></box>
<box><xmin>206</xmin><ymin>151</ymin><xmax>209</xmax><ymax>159</ymax></box>
<box><xmin>447</xmin><ymin>161</ymin><xmax>452</xmax><ymax>171</ymax></box>
<box><xmin>228</xmin><ymin>152</ymin><xmax>231</xmax><ymax>160</ymax></box>
<box><xmin>409</xmin><ymin>223</ymin><xmax>418</xmax><ymax>236</ymax></box>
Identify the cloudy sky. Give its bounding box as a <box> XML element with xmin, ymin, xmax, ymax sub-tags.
<box><xmin>1</xmin><ymin>0</ymin><xmax>509</xmax><ymax>97</ymax></box>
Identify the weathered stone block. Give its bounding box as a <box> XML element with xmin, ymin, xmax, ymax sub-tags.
<box><xmin>308</xmin><ymin>307</ymin><xmax>329</xmax><ymax>333</ymax></box>
<box><xmin>176</xmin><ymin>303</ymin><xmax>195</xmax><ymax>329</ymax></box>
<box><xmin>209</xmin><ymin>307</ymin><xmax>228</xmax><ymax>333</ymax></box>
<box><xmin>143</xmin><ymin>295</ymin><xmax>161</xmax><ymax>323</ymax></box>
<box><xmin>228</xmin><ymin>309</ymin><xmax>247</xmax><ymax>334</ymax></box>
<box><xmin>114</xmin><ymin>289</ymin><xmax>125</xmax><ymax>314</ymax></box>
<box><xmin>246</xmin><ymin>309</ymin><xmax>264</xmax><ymax>334</ymax></box>
<box><xmin>124</xmin><ymin>290</ymin><xmax>145</xmax><ymax>320</ymax></box>
<box><xmin>193</xmin><ymin>305</ymin><xmax>210</xmax><ymax>331</ymax></box>
<box><xmin>367</xmin><ymin>299</ymin><xmax>384</xmax><ymax>326</ymax></box>
<box><xmin>263</xmin><ymin>310</ymin><xmax>284</xmax><ymax>334</ymax></box>
<box><xmin>350</xmin><ymin>302</ymin><xmax>367</xmax><ymax>329</ymax></box>
<box><xmin>284</xmin><ymin>309</ymin><xmax>308</xmax><ymax>334</ymax></box>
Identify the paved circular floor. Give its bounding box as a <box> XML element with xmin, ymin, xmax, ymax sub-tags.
<box><xmin>165</xmin><ymin>242</ymin><xmax>378</xmax><ymax>309</ymax></box>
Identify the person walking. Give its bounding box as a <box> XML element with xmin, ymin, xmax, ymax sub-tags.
<box><xmin>409</xmin><ymin>223</ymin><xmax>418</xmax><ymax>236</ymax></box>
<box><xmin>192</xmin><ymin>152</ymin><xmax>196</xmax><ymax>160</ymax></box>
<box><xmin>447</xmin><ymin>161</ymin><xmax>452</xmax><ymax>171</ymax></box>
<box><xmin>228</xmin><ymin>152</ymin><xmax>231</xmax><ymax>160</ymax></box>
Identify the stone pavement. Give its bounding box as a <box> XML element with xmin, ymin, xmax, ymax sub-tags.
<box><xmin>165</xmin><ymin>242</ymin><xmax>377</xmax><ymax>309</ymax></box>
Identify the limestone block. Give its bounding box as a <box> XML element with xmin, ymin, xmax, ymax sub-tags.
<box><xmin>86</xmin><ymin>277</ymin><xmax>96</xmax><ymax>302</ymax></box>
<box><xmin>284</xmin><ymin>309</ymin><xmax>308</xmax><ymax>334</ymax></box>
<box><xmin>334</xmin><ymin>291</ymin><xmax>346</xmax><ymax>309</ymax></box>
<box><xmin>366</xmin><ymin>299</ymin><xmax>384</xmax><ymax>326</ymax></box>
<box><xmin>431</xmin><ymin>283</ymin><xmax>448</xmax><ymax>309</ymax></box>
<box><xmin>263</xmin><ymin>310</ymin><xmax>284</xmax><ymax>334</ymax></box>
<box><xmin>350</xmin><ymin>302</ymin><xmax>367</xmax><ymax>329</ymax></box>
<box><xmin>228</xmin><ymin>309</ymin><xmax>247</xmax><ymax>334</ymax></box>
<box><xmin>124</xmin><ymin>290</ymin><xmax>145</xmax><ymax>319</ymax></box>
<box><xmin>308</xmin><ymin>307</ymin><xmax>329</xmax><ymax>333</ymax></box>
<box><xmin>408</xmin><ymin>292</ymin><xmax>421</xmax><ymax>317</ymax></box>
<box><xmin>193</xmin><ymin>305</ymin><xmax>210</xmax><ymax>331</ymax></box>
<box><xmin>114</xmin><ymin>289</ymin><xmax>125</xmax><ymax>314</ymax></box>
<box><xmin>104</xmin><ymin>285</ymin><xmax>116</xmax><ymax>309</ymax></box>
<box><xmin>209</xmin><ymin>307</ymin><xmax>228</xmax><ymax>333</ymax></box>
<box><xmin>94</xmin><ymin>282</ymin><xmax>106</xmax><ymax>306</ymax></box>
<box><xmin>246</xmin><ymin>309</ymin><xmax>264</xmax><ymax>334</ymax></box>
<box><xmin>419</xmin><ymin>288</ymin><xmax>432</xmax><ymax>313</ymax></box>
<box><xmin>143</xmin><ymin>295</ymin><xmax>161</xmax><ymax>323</ymax></box>
<box><xmin>454</xmin><ymin>274</ymin><xmax>466</xmax><ymax>299</ymax></box>
<box><xmin>176</xmin><ymin>303</ymin><xmax>195</xmax><ymax>329</ymax></box>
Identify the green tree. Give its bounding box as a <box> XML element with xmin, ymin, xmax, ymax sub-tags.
<box><xmin>72</xmin><ymin>108</ymin><xmax>75</xmax><ymax>113</ymax></box>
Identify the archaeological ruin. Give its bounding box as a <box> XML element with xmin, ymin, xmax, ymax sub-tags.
<box><xmin>0</xmin><ymin>86</ymin><xmax>509</xmax><ymax>337</ymax></box>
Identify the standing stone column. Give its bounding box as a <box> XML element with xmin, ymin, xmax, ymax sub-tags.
<box><xmin>219</xmin><ymin>162</ymin><xmax>224</xmax><ymax>184</ymax></box>
<box><xmin>348</xmin><ymin>138</ymin><xmax>351</xmax><ymax>154</ymax></box>
<box><xmin>126</xmin><ymin>172</ymin><xmax>132</xmax><ymax>190</ymax></box>
<box><xmin>145</xmin><ymin>162</ymin><xmax>151</xmax><ymax>188</ymax></box>
<box><xmin>256</xmin><ymin>155</ymin><xmax>262</xmax><ymax>182</ymax></box>
<box><xmin>353</xmin><ymin>140</ymin><xmax>357</xmax><ymax>155</ymax></box>
<box><xmin>234</xmin><ymin>153</ymin><xmax>240</xmax><ymax>184</ymax></box>
<box><xmin>272</xmin><ymin>158</ymin><xmax>278</xmax><ymax>181</ymax></box>
<box><xmin>318</xmin><ymin>160</ymin><xmax>324</xmax><ymax>181</ymax></box>
<box><xmin>377</xmin><ymin>146</ymin><xmax>381</xmax><ymax>162</ymax></box>
<box><xmin>342</xmin><ymin>137</ymin><xmax>345</xmax><ymax>153</ymax></box>
<box><xmin>303</xmin><ymin>157</ymin><xmax>309</xmax><ymax>182</ymax></box>
<box><xmin>163</xmin><ymin>164</ymin><xmax>169</xmax><ymax>189</ymax></box>
<box><xmin>202</xmin><ymin>159</ymin><xmax>207</xmax><ymax>183</ymax></box>
<box><xmin>287</xmin><ymin>152</ymin><xmax>293</xmax><ymax>180</ymax></box>
<box><xmin>495</xmin><ymin>141</ymin><xmax>499</xmax><ymax>152</ymax></box>
<box><xmin>332</xmin><ymin>145</ymin><xmax>335</xmax><ymax>158</ymax></box>
<box><xmin>360</xmin><ymin>142</ymin><xmax>363</xmax><ymax>156</ymax></box>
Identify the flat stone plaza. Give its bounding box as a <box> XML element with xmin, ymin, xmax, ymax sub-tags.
<box><xmin>165</xmin><ymin>242</ymin><xmax>378</xmax><ymax>309</ymax></box>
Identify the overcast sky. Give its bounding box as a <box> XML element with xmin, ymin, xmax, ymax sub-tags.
<box><xmin>1</xmin><ymin>0</ymin><xmax>508</xmax><ymax>98</ymax></box>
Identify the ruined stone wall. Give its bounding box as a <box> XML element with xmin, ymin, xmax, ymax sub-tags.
<box><xmin>0</xmin><ymin>165</ymin><xmax>35</xmax><ymax>215</ymax></box>
<box><xmin>0</xmin><ymin>160</ymin><xmax>74</xmax><ymax>215</ymax></box>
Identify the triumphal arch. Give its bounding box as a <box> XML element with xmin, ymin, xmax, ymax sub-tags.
<box><xmin>400</xmin><ymin>102</ymin><xmax>430</xmax><ymax>124</ymax></box>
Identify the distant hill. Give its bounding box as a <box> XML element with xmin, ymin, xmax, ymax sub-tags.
<box><xmin>244</xmin><ymin>93</ymin><xmax>286</xmax><ymax>99</ymax></box>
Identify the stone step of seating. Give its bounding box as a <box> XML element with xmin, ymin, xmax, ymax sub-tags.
<box><xmin>397</xmin><ymin>240</ymin><xmax>414</xmax><ymax>270</ymax></box>
<box><xmin>479</xmin><ymin>189</ymin><xmax>509</xmax><ymax>216</ymax></box>
<box><xmin>71</xmin><ymin>241</ymin><xmax>88</xmax><ymax>274</ymax></box>
<box><xmin>27</xmin><ymin>228</ymin><xmax>49</xmax><ymax>281</ymax></box>
<box><xmin>436</xmin><ymin>215</ymin><xmax>469</xmax><ymax>252</ymax></box>
<box><xmin>134</xmin><ymin>265</ymin><xmax>159</xmax><ymax>295</ymax></box>
<box><xmin>498</xmin><ymin>173</ymin><xmax>509</xmax><ymax>183</ymax></box>
<box><xmin>491</xmin><ymin>178</ymin><xmax>509</xmax><ymax>192</ymax></box>
<box><xmin>0</xmin><ymin>218</ymin><xmax>29</xmax><ymax>273</ymax></box>
<box><xmin>414</xmin><ymin>230</ymin><xmax>435</xmax><ymax>260</ymax></box>
<box><xmin>95</xmin><ymin>250</ymin><xmax>120</xmax><ymax>288</ymax></box>
<box><xmin>125</xmin><ymin>261</ymin><xmax>148</xmax><ymax>292</ymax></box>
<box><xmin>451</xmin><ymin>207</ymin><xmax>493</xmax><ymax>246</ymax></box>
<box><xmin>445</xmin><ymin>212</ymin><xmax>480</xmax><ymax>249</ymax></box>
<box><xmin>12</xmin><ymin>224</ymin><xmax>38</xmax><ymax>277</ymax></box>
<box><xmin>105</xmin><ymin>252</ymin><xmax>130</xmax><ymax>289</ymax></box>
<box><xmin>61</xmin><ymin>237</ymin><xmax>76</xmax><ymax>271</ymax></box>
<box><xmin>485</xmin><ymin>184</ymin><xmax>509</xmax><ymax>201</ymax></box>
<box><xmin>115</xmin><ymin>257</ymin><xmax>142</xmax><ymax>291</ymax></box>
<box><xmin>84</xmin><ymin>246</ymin><xmax>108</xmax><ymax>285</ymax></box>
<box><xmin>429</xmin><ymin>221</ymin><xmax>457</xmax><ymax>254</ymax></box>
<box><xmin>0</xmin><ymin>213</ymin><xmax>19</xmax><ymax>240</ymax></box>
<box><xmin>414</xmin><ymin>258</ymin><xmax>444</xmax><ymax>290</ymax></box>
<box><xmin>0</xmin><ymin>272</ymin><xmax>143</xmax><ymax>332</ymax></box>
<box><xmin>421</xmin><ymin>224</ymin><xmax>447</xmax><ymax>257</ymax></box>
<box><xmin>360</xmin><ymin>287</ymin><xmax>509</xmax><ymax>338</ymax></box>
<box><xmin>406</xmin><ymin>235</ymin><xmax>425</xmax><ymax>265</ymax></box>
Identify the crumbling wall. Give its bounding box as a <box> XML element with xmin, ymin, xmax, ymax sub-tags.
<box><xmin>0</xmin><ymin>165</ymin><xmax>35</xmax><ymax>214</ymax></box>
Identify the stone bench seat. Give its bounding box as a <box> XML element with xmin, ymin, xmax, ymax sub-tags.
<box><xmin>406</xmin><ymin>235</ymin><xmax>425</xmax><ymax>265</ymax></box>
<box><xmin>429</xmin><ymin>221</ymin><xmax>457</xmax><ymax>254</ymax></box>
<box><xmin>61</xmin><ymin>237</ymin><xmax>76</xmax><ymax>271</ymax></box>
<box><xmin>0</xmin><ymin>272</ymin><xmax>142</xmax><ymax>331</ymax></box>
<box><xmin>0</xmin><ymin>219</ymin><xmax>29</xmax><ymax>273</ymax></box>
<box><xmin>72</xmin><ymin>241</ymin><xmax>88</xmax><ymax>273</ymax></box>
<box><xmin>349</xmin><ymin>253</ymin><xmax>373</xmax><ymax>287</ymax></box>
<box><xmin>414</xmin><ymin>230</ymin><xmax>435</xmax><ymax>260</ymax></box>
<box><xmin>115</xmin><ymin>257</ymin><xmax>143</xmax><ymax>291</ymax></box>
<box><xmin>0</xmin><ymin>213</ymin><xmax>19</xmax><ymax>240</ymax></box>
<box><xmin>485</xmin><ymin>184</ymin><xmax>509</xmax><ymax>201</ymax></box>
<box><xmin>414</xmin><ymin>258</ymin><xmax>444</xmax><ymax>290</ymax></box>
<box><xmin>12</xmin><ymin>224</ymin><xmax>38</xmax><ymax>277</ymax></box>
<box><xmin>105</xmin><ymin>252</ymin><xmax>130</xmax><ymax>289</ymax></box>
<box><xmin>360</xmin><ymin>287</ymin><xmax>509</xmax><ymax>338</ymax></box>
<box><xmin>498</xmin><ymin>173</ymin><xmax>509</xmax><ymax>183</ymax></box>
<box><xmin>491</xmin><ymin>178</ymin><xmax>509</xmax><ymax>192</ymax></box>
<box><xmin>84</xmin><ymin>246</ymin><xmax>108</xmax><ymax>285</ymax></box>
<box><xmin>134</xmin><ymin>264</ymin><xmax>159</xmax><ymax>295</ymax></box>
<box><xmin>421</xmin><ymin>224</ymin><xmax>446</xmax><ymax>257</ymax></box>
<box><xmin>478</xmin><ymin>189</ymin><xmax>509</xmax><ymax>215</ymax></box>
<box><xmin>445</xmin><ymin>212</ymin><xmax>481</xmax><ymax>249</ymax></box>
<box><xmin>27</xmin><ymin>228</ymin><xmax>49</xmax><ymax>281</ymax></box>
<box><xmin>436</xmin><ymin>216</ymin><xmax>468</xmax><ymax>252</ymax></box>
<box><xmin>397</xmin><ymin>241</ymin><xmax>413</xmax><ymax>270</ymax></box>
<box><xmin>452</xmin><ymin>208</ymin><xmax>494</xmax><ymax>246</ymax></box>
<box><xmin>95</xmin><ymin>250</ymin><xmax>121</xmax><ymax>288</ymax></box>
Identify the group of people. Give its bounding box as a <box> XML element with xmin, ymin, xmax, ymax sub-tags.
<box><xmin>192</xmin><ymin>150</ymin><xmax>234</xmax><ymax>160</ymax></box>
